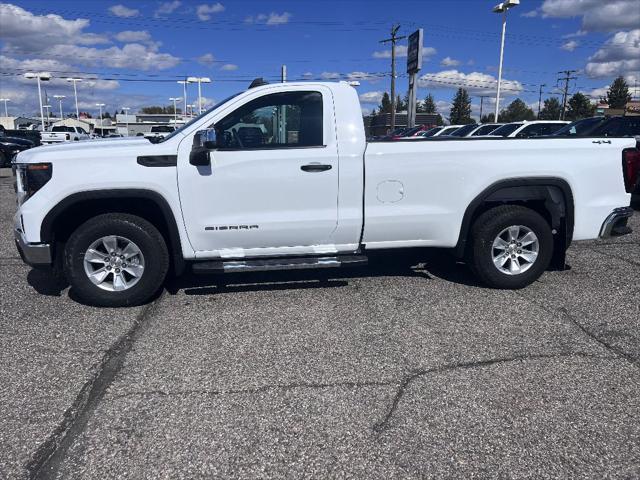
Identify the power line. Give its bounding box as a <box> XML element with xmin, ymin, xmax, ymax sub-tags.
<box><xmin>557</xmin><ymin>70</ymin><xmax>579</xmax><ymax>120</ymax></box>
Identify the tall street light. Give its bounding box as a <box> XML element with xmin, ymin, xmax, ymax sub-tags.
<box><xmin>169</xmin><ymin>97</ymin><xmax>181</xmax><ymax>124</ymax></box>
<box><xmin>96</xmin><ymin>103</ymin><xmax>105</xmax><ymax>126</ymax></box>
<box><xmin>122</xmin><ymin>107</ymin><xmax>130</xmax><ymax>136</ymax></box>
<box><xmin>53</xmin><ymin>95</ymin><xmax>66</xmax><ymax>119</ymax></box>
<box><xmin>66</xmin><ymin>78</ymin><xmax>83</xmax><ymax>119</ymax></box>
<box><xmin>187</xmin><ymin>76</ymin><xmax>211</xmax><ymax>115</ymax></box>
<box><xmin>178</xmin><ymin>80</ymin><xmax>188</xmax><ymax>118</ymax></box>
<box><xmin>0</xmin><ymin>98</ymin><xmax>10</xmax><ymax>117</ymax></box>
<box><xmin>43</xmin><ymin>104</ymin><xmax>52</xmax><ymax>127</ymax></box>
<box><xmin>24</xmin><ymin>72</ymin><xmax>51</xmax><ymax>131</ymax></box>
<box><xmin>492</xmin><ymin>0</ymin><xmax>519</xmax><ymax>121</ymax></box>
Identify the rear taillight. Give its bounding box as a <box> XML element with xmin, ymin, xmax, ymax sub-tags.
<box><xmin>622</xmin><ymin>148</ymin><xmax>640</xmax><ymax>193</ymax></box>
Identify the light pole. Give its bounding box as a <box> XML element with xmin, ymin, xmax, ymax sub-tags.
<box><xmin>66</xmin><ymin>78</ymin><xmax>82</xmax><ymax>119</ymax></box>
<box><xmin>122</xmin><ymin>107</ymin><xmax>130</xmax><ymax>136</ymax></box>
<box><xmin>24</xmin><ymin>72</ymin><xmax>52</xmax><ymax>131</ymax></box>
<box><xmin>492</xmin><ymin>0</ymin><xmax>519</xmax><ymax>121</ymax></box>
<box><xmin>169</xmin><ymin>97</ymin><xmax>181</xmax><ymax>124</ymax></box>
<box><xmin>178</xmin><ymin>80</ymin><xmax>189</xmax><ymax>118</ymax></box>
<box><xmin>43</xmin><ymin>104</ymin><xmax>51</xmax><ymax>127</ymax></box>
<box><xmin>187</xmin><ymin>76</ymin><xmax>211</xmax><ymax>114</ymax></box>
<box><xmin>96</xmin><ymin>103</ymin><xmax>105</xmax><ymax>125</ymax></box>
<box><xmin>0</xmin><ymin>98</ymin><xmax>10</xmax><ymax>117</ymax></box>
<box><xmin>53</xmin><ymin>95</ymin><xmax>66</xmax><ymax>119</ymax></box>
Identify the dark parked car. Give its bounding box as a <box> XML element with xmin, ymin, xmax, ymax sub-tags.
<box><xmin>447</xmin><ymin>124</ymin><xmax>479</xmax><ymax>137</ymax></box>
<box><xmin>551</xmin><ymin>117</ymin><xmax>607</xmax><ymax>137</ymax></box>
<box><xmin>586</xmin><ymin>116</ymin><xmax>640</xmax><ymax>138</ymax></box>
<box><xmin>0</xmin><ymin>129</ymin><xmax>35</xmax><ymax>167</ymax></box>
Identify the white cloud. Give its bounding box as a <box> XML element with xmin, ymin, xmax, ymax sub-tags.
<box><xmin>301</xmin><ymin>72</ymin><xmax>314</xmax><ymax>80</ymax></box>
<box><xmin>43</xmin><ymin>44</ymin><xmax>180</xmax><ymax>70</ymax></box>
<box><xmin>220</xmin><ymin>63</ymin><xmax>238</xmax><ymax>71</ymax></box>
<box><xmin>245</xmin><ymin>12</ymin><xmax>292</xmax><ymax>25</ymax></box>
<box><xmin>585</xmin><ymin>29</ymin><xmax>640</xmax><ymax>78</ymax></box>
<box><xmin>196</xmin><ymin>3</ymin><xmax>225</xmax><ymax>21</ymax></box>
<box><xmin>114</xmin><ymin>30</ymin><xmax>151</xmax><ymax>43</ymax></box>
<box><xmin>108</xmin><ymin>4</ymin><xmax>140</xmax><ymax>18</ymax></box>
<box><xmin>359</xmin><ymin>91</ymin><xmax>384</xmax><ymax>104</ymax></box>
<box><xmin>521</xmin><ymin>9</ymin><xmax>539</xmax><ymax>18</ymax></box>
<box><xmin>561</xmin><ymin>40</ymin><xmax>579</xmax><ymax>52</ymax></box>
<box><xmin>320</xmin><ymin>72</ymin><xmax>341</xmax><ymax>80</ymax></box>
<box><xmin>418</xmin><ymin>70</ymin><xmax>523</xmax><ymax>97</ymax></box>
<box><xmin>197</xmin><ymin>53</ymin><xmax>216</xmax><ymax>67</ymax></box>
<box><xmin>373</xmin><ymin>45</ymin><xmax>437</xmax><ymax>59</ymax></box>
<box><xmin>155</xmin><ymin>1</ymin><xmax>181</xmax><ymax>18</ymax></box>
<box><xmin>541</xmin><ymin>0</ymin><xmax>640</xmax><ymax>32</ymax></box>
<box><xmin>440</xmin><ymin>57</ymin><xmax>461</xmax><ymax>67</ymax></box>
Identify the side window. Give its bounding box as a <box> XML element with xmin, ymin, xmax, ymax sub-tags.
<box><xmin>215</xmin><ymin>91</ymin><xmax>323</xmax><ymax>149</ymax></box>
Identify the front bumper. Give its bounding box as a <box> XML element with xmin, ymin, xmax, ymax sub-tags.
<box><xmin>14</xmin><ymin>228</ymin><xmax>52</xmax><ymax>266</ymax></box>
<box><xmin>599</xmin><ymin>207</ymin><xmax>634</xmax><ymax>238</ymax></box>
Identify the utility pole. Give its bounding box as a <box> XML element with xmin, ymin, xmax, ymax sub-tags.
<box><xmin>537</xmin><ymin>84</ymin><xmax>547</xmax><ymax>119</ymax></box>
<box><xmin>557</xmin><ymin>70</ymin><xmax>578</xmax><ymax>120</ymax></box>
<box><xmin>281</xmin><ymin>64</ymin><xmax>287</xmax><ymax>83</ymax></box>
<box><xmin>380</xmin><ymin>24</ymin><xmax>406</xmax><ymax>132</ymax></box>
<box><xmin>478</xmin><ymin>96</ymin><xmax>491</xmax><ymax>122</ymax></box>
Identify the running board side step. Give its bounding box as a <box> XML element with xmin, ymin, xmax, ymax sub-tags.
<box><xmin>192</xmin><ymin>255</ymin><xmax>368</xmax><ymax>274</ymax></box>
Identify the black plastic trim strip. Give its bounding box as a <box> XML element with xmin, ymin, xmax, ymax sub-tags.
<box><xmin>137</xmin><ymin>155</ymin><xmax>177</xmax><ymax>167</ymax></box>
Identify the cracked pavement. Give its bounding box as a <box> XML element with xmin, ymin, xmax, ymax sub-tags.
<box><xmin>0</xmin><ymin>168</ymin><xmax>638</xmax><ymax>479</ymax></box>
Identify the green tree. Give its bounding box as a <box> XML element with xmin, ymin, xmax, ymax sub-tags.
<box><xmin>378</xmin><ymin>92</ymin><xmax>392</xmax><ymax>114</ymax></box>
<box><xmin>539</xmin><ymin>97</ymin><xmax>562</xmax><ymax>120</ymax></box>
<box><xmin>538</xmin><ymin>97</ymin><xmax>562</xmax><ymax>120</ymax></box>
<box><xmin>449</xmin><ymin>88</ymin><xmax>473</xmax><ymax>124</ymax></box>
<box><xmin>602</xmin><ymin>76</ymin><xmax>631</xmax><ymax>109</ymax></box>
<box><xmin>481</xmin><ymin>113</ymin><xmax>495</xmax><ymax>123</ymax></box>
<box><xmin>499</xmin><ymin>98</ymin><xmax>535</xmax><ymax>122</ymax></box>
<box><xmin>422</xmin><ymin>93</ymin><xmax>437</xmax><ymax>114</ymax></box>
<box><xmin>566</xmin><ymin>92</ymin><xmax>596</xmax><ymax>120</ymax></box>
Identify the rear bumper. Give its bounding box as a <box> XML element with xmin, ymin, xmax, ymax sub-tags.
<box><xmin>599</xmin><ymin>207</ymin><xmax>634</xmax><ymax>238</ymax></box>
<box><xmin>14</xmin><ymin>228</ymin><xmax>52</xmax><ymax>266</ymax></box>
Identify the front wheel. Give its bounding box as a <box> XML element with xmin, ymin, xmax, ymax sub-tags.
<box><xmin>470</xmin><ymin>205</ymin><xmax>554</xmax><ymax>289</ymax></box>
<box><xmin>64</xmin><ymin>213</ymin><xmax>169</xmax><ymax>307</ymax></box>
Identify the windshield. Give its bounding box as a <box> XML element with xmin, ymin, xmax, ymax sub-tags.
<box><xmin>553</xmin><ymin>117</ymin><xmax>604</xmax><ymax>136</ymax></box>
<box><xmin>440</xmin><ymin>126</ymin><xmax>461</xmax><ymax>135</ymax></box>
<box><xmin>151</xmin><ymin>126</ymin><xmax>175</xmax><ymax>133</ymax></box>
<box><xmin>422</xmin><ymin>127</ymin><xmax>442</xmax><ymax>137</ymax></box>
<box><xmin>52</xmin><ymin>126</ymin><xmax>74</xmax><ymax>132</ymax></box>
<box><xmin>491</xmin><ymin>123</ymin><xmax>522</xmax><ymax>137</ymax></box>
<box><xmin>157</xmin><ymin>93</ymin><xmax>242</xmax><ymax>143</ymax></box>
<box><xmin>471</xmin><ymin>124</ymin><xmax>501</xmax><ymax>136</ymax></box>
<box><xmin>449</xmin><ymin>124</ymin><xmax>478</xmax><ymax>137</ymax></box>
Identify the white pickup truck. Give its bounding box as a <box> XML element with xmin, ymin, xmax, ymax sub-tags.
<box><xmin>13</xmin><ymin>81</ymin><xmax>638</xmax><ymax>306</ymax></box>
<box><xmin>41</xmin><ymin>125</ymin><xmax>90</xmax><ymax>144</ymax></box>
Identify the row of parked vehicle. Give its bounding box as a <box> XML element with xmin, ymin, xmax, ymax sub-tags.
<box><xmin>379</xmin><ymin>115</ymin><xmax>640</xmax><ymax>141</ymax></box>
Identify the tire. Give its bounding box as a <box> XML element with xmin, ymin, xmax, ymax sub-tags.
<box><xmin>470</xmin><ymin>205</ymin><xmax>553</xmax><ymax>289</ymax></box>
<box><xmin>63</xmin><ymin>213</ymin><xmax>169</xmax><ymax>307</ymax></box>
<box><xmin>0</xmin><ymin>151</ymin><xmax>7</xmax><ymax>168</ymax></box>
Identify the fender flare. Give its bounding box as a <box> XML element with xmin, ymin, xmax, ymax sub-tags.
<box><xmin>41</xmin><ymin>189</ymin><xmax>185</xmax><ymax>274</ymax></box>
<box><xmin>454</xmin><ymin>177</ymin><xmax>575</xmax><ymax>259</ymax></box>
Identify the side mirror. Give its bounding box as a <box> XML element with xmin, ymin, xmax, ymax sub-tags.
<box><xmin>190</xmin><ymin>129</ymin><xmax>217</xmax><ymax>166</ymax></box>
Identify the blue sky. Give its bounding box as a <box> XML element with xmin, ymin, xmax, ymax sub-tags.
<box><xmin>1</xmin><ymin>0</ymin><xmax>638</xmax><ymax>121</ymax></box>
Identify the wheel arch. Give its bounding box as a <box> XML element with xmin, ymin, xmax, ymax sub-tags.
<box><xmin>454</xmin><ymin>177</ymin><xmax>575</xmax><ymax>268</ymax></box>
<box><xmin>41</xmin><ymin>189</ymin><xmax>185</xmax><ymax>275</ymax></box>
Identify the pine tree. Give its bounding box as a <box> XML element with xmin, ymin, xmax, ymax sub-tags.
<box><xmin>538</xmin><ymin>97</ymin><xmax>562</xmax><ymax>120</ymax></box>
<box><xmin>423</xmin><ymin>93</ymin><xmax>437</xmax><ymax>114</ymax></box>
<box><xmin>481</xmin><ymin>113</ymin><xmax>495</xmax><ymax>123</ymax></box>
<box><xmin>602</xmin><ymin>76</ymin><xmax>631</xmax><ymax>109</ymax></box>
<box><xmin>449</xmin><ymin>88</ymin><xmax>472</xmax><ymax>124</ymax></box>
<box><xmin>378</xmin><ymin>92</ymin><xmax>392</xmax><ymax>114</ymax></box>
<box><xmin>566</xmin><ymin>93</ymin><xmax>596</xmax><ymax>120</ymax></box>
<box><xmin>499</xmin><ymin>99</ymin><xmax>535</xmax><ymax>122</ymax></box>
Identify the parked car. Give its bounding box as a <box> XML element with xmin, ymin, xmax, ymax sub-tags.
<box><xmin>144</xmin><ymin>125</ymin><xmax>177</xmax><ymax>141</ymax></box>
<box><xmin>13</xmin><ymin>81</ymin><xmax>637</xmax><ymax>307</ymax></box>
<box><xmin>0</xmin><ymin>125</ymin><xmax>41</xmax><ymax>146</ymax></box>
<box><xmin>486</xmin><ymin>121</ymin><xmax>570</xmax><ymax>138</ymax></box>
<box><xmin>586</xmin><ymin>116</ymin><xmax>640</xmax><ymax>138</ymax></box>
<box><xmin>0</xmin><ymin>129</ymin><xmax>35</xmax><ymax>167</ymax></box>
<box><xmin>431</xmin><ymin>125</ymin><xmax>464</xmax><ymax>137</ymax></box>
<box><xmin>399</xmin><ymin>124</ymin><xmax>436</xmax><ymax>137</ymax></box>
<box><xmin>468</xmin><ymin>124</ymin><xmax>504</xmax><ymax>137</ymax></box>
<box><xmin>551</xmin><ymin>117</ymin><xmax>607</xmax><ymax>137</ymax></box>
<box><xmin>446</xmin><ymin>124</ymin><xmax>479</xmax><ymax>137</ymax></box>
<box><xmin>41</xmin><ymin>126</ymin><xmax>90</xmax><ymax>144</ymax></box>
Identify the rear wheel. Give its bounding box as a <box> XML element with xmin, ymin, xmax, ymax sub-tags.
<box><xmin>470</xmin><ymin>205</ymin><xmax>553</xmax><ymax>289</ymax></box>
<box><xmin>0</xmin><ymin>151</ymin><xmax>7</xmax><ymax>168</ymax></box>
<box><xmin>64</xmin><ymin>213</ymin><xmax>169</xmax><ymax>307</ymax></box>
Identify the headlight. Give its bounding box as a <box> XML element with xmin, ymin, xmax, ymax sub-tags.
<box><xmin>16</xmin><ymin>163</ymin><xmax>53</xmax><ymax>205</ymax></box>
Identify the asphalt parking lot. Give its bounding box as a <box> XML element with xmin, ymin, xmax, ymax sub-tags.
<box><xmin>1</xmin><ymin>167</ymin><xmax>638</xmax><ymax>479</ymax></box>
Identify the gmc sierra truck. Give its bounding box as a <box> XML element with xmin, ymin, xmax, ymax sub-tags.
<box><xmin>13</xmin><ymin>81</ymin><xmax>638</xmax><ymax>307</ymax></box>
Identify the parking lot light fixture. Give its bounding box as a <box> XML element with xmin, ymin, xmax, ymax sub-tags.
<box><xmin>187</xmin><ymin>77</ymin><xmax>211</xmax><ymax>115</ymax></box>
<box><xmin>0</xmin><ymin>98</ymin><xmax>10</xmax><ymax>117</ymax></box>
<box><xmin>24</xmin><ymin>72</ymin><xmax>51</xmax><ymax>131</ymax></box>
<box><xmin>96</xmin><ymin>103</ymin><xmax>105</xmax><ymax>125</ymax></box>
<box><xmin>66</xmin><ymin>78</ymin><xmax>83</xmax><ymax>119</ymax></box>
<box><xmin>122</xmin><ymin>107</ymin><xmax>130</xmax><ymax>136</ymax></box>
<box><xmin>178</xmin><ymin>80</ymin><xmax>189</xmax><ymax>118</ymax></box>
<box><xmin>169</xmin><ymin>97</ymin><xmax>181</xmax><ymax>124</ymax></box>
<box><xmin>53</xmin><ymin>95</ymin><xmax>65</xmax><ymax>119</ymax></box>
<box><xmin>492</xmin><ymin>0</ymin><xmax>519</xmax><ymax>121</ymax></box>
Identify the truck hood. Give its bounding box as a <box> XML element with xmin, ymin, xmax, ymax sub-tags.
<box><xmin>14</xmin><ymin>136</ymin><xmax>165</xmax><ymax>163</ymax></box>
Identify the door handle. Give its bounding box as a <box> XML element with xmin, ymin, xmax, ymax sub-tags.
<box><xmin>301</xmin><ymin>163</ymin><xmax>332</xmax><ymax>172</ymax></box>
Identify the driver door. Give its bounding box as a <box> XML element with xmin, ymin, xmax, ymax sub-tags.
<box><xmin>177</xmin><ymin>87</ymin><xmax>340</xmax><ymax>257</ymax></box>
